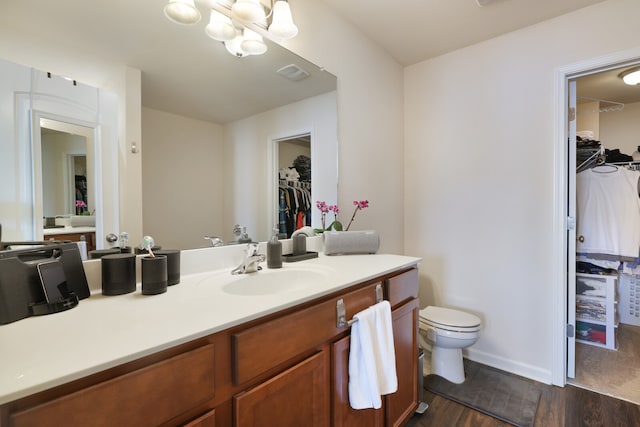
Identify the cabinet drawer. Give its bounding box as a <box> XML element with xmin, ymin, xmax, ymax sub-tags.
<box><xmin>386</xmin><ymin>268</ymin><xmax>418</xmax><ymax>309</ymax></box>
<box><xmin>10</xmin><ymin>344</ymin><xmax>215</xmax><ymax>427</ymax></box>
<box><xmin>232</xmin><ymin>282</ymin><xmax>380</xmax><ymax>385</ymax></box>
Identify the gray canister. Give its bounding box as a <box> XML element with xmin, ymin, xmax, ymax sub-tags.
<box><xmin>155</xmin><ymin>249</ymin><xmax>181</xmax><ymax>286</ymax></box>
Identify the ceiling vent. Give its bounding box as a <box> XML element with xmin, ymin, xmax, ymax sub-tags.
<box><xmin>277</xmin><ymin>64</ymin><xmax>310</xmax><ymax>82</ymax></box>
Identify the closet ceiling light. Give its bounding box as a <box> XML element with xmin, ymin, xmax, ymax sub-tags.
<box><xmin>163</xmin><ymin>0</ymin><xmax>299</xmax><ymax>58</ymax></box>
<box><xmin>620</xmin><ymin>67</ymin><xmax>640</xmax><ymax>86</ymax></box>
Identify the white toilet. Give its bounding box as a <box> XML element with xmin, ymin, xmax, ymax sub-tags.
<box><xmin>418</xmin><ymin>306</ymin><xmax>482</xmax><ymax>384</ymax></box>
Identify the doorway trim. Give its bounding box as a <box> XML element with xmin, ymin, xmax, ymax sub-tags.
<box><xmin>552</xmin><ymin>47</ymin><xmax>640</xmax><ymax>386</ymax></box>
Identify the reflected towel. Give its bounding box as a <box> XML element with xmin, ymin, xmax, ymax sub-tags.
<box><xmin>348</xmin><ymin>300</ymin><xmax>397</xmax><ymax>409</ymax></box>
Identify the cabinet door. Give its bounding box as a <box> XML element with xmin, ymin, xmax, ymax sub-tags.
<box><xmin>386</xmin><ymin>299</ymin><xmax>419</xmax><ymax>427</ymax></box>
<box><xmin>234</xmin><ymin>351</ymin><xmax>329</xmax><ymax>427</ymax></box>
<box><xmin>332</xmin><ymin>335</ymin><xmax>384</xmax><ymax>427</ymax></box>
<box><xmin>181</xmin><ymin>409</ymin><xmax>215</xmax><ymax>427</ymax></box>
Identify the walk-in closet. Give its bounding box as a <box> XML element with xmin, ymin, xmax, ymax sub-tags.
<box><xmin>277</xmin><ymin>134</ymin><xmax>312</xmax><ymax>238</ymax></box>
<box><xmin>570</xmin><ymin>66</ymin><xmax>640</xmax><ymax>404</ymax></box>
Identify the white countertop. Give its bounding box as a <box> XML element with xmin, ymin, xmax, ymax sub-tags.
<box><xmin>43</xmin><ymin>226</ymin><xmax>96</xmax><ymax>236</ymax></box>
<box><xmin>0</xmin><ymin>250</ymin><xmax>419</xmax><ymax>405</ymax></box>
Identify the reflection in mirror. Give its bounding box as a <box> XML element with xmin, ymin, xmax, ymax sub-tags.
<box><xmin>1</xmin><ymin>1</ymin><xmax>337</xmax><ymax>250</ymax></box>
<box><xmin>41</xmin><ymin>127</ymin><xmax>88</xmax><ymax>218</ymax></box>
<box><xmin>39</xmin><ymin>119</ymin><xmax>95</xmax><ymax>223</ymax></box>
<box><xmin>277</xmin><ymin>134</ymin><xmax>311</xmax><ymax>238</ymax></box>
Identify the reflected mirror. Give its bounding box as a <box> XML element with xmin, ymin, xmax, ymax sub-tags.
<box><xmin>40</xmin><ymin>120</ymin><xmax>92</xmax><ymax>219</ymax></box>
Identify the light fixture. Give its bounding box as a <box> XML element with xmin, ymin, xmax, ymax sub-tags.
<box><xmin>620</xmin><ymin>67</ymin><xmax>640</xmax><ymax>86</ymax></box>
<box><xmin>163</xmin><ymin>0</ymin><xmax>299</xmax><ymax>58</ymax></box>
<box><xmin>164</xmin><ymin>0</ymin><xmax>201</xmax><ymax>25</ymax></box>
<box><xmin>205</xmin><ymin>9</ymin><xmax>236</xmax><ymax>41</ymax></box>
<box><xmin>224</xmin><ymin>32</ymin><xmax>249</xmax><ymax>57</ymax></box>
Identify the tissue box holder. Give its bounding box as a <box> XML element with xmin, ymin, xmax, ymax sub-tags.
<box><xmin>324</xmin><ymin>230</ymin><xmax>380</xmax><ymax>255</ymax></box>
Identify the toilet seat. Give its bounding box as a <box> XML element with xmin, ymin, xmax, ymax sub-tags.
<box><xmin>419</xmin><ymin>306</ymin><xmax>481</xmax><ymax>333</ymax></box>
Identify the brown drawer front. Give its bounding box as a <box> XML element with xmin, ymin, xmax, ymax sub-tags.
<box><xmin>233</xmin><ymin>282</ymin><xmax>380</xmax><ymax>385</ymax></box>
<box><xmin>386</xmin><ymin>268</ymin><xmax>418</xmax><ymax>309</ymax></box>
<box><xmin>10</xmin><ymin>344</ymin><xmax>215</xmax><ymax>427</ymax></box>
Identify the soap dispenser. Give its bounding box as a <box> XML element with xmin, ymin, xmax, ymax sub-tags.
<box><xmin>267</xmin><ymin>226</ymin><xmax>282</xmax><ymax>269</ymax></box>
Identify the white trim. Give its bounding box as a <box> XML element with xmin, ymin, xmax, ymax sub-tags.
<box><xmin>552</xmin><ymin>47</ymin><xmax>640</xmax><ymax>387</ymax></box>
<box><xmin>267</xmin><ymin>128</ymin><xmax>314</xmax><ymax>236</ymax></box>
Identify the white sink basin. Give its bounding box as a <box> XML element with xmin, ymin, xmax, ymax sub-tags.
<box><xmin>198</xmin><ymin>264</ymin><xmax>334</xmax><ymax>296</ymax></box>
<box><xmin>222</xmin><ymin>269</ymin><xmax>329</xmax><ymax>295</ymax></box>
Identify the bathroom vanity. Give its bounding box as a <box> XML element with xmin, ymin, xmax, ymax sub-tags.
<box><xmin>0</xmin><ymin>250</ymin><xmax>420</xmax><ymax>426</ymax></box>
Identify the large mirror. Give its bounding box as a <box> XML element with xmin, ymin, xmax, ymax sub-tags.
<box><xmin>0</xmin><ymin>0</ymin><xmax>337</xmax><ymax>250</ymax></box>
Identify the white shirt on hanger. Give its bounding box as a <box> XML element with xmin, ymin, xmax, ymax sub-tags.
<box><xmin>577</xmin><ymin>166</ymin><xmax>640</xmax><ymax>258</ymax></box>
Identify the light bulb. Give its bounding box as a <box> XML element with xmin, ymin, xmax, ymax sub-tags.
<box><xmin>241</xmin><ymin>28</ymin><xmax>267</xmax><ymax>55</ymax></box>
<box><xmin>205</xmin><ymin>9</ymin><xmax>236</xmax><ymax>41</ymax></box>
<box><xmin>164</xmin><ymin>0</ymin><xmax>201</xmax><ymax>25</ymax></box>
<box><xmin>269</xmin><ymin>1</ymin><xmax>298</xmax><ymax>39</ymax></box>
<box><xmin>232</xmin><ymin>0</ymin><xmax>265</xmax><ymax>23</ymax></box>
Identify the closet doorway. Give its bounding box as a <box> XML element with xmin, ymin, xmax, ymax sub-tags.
<box><xmin>565</xmin><ymin>60</ymin><xmax>640</xmax><ymax>404</ymax></box>
<box><xmin>274</xmin><ymin>133</ymin><xmax>312</xmax><ymax>238</ymax></box>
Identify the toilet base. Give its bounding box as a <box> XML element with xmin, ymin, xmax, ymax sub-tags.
<box><xmin>431</xmin><ymin>346</ymin><xmax>465</xmax><ymax>384</ymax></box>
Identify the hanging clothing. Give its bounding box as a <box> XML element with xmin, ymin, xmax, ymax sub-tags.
<box><xmin>278</xmin><ymin>180</ymin><xmax>311</xmax><ymax>237</ymax></box>
<box><xmin>576</xmin><ymin>167</ymin><xmax>640</xmax><ymax>258</ymax></box>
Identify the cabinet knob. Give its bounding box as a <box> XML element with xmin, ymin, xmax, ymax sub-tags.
<box><xmin>577</xmin><ymin>235</ymin><xmax>585</xmax><ymax>243</ymax></box>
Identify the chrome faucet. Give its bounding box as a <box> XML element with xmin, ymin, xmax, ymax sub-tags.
<box><xmin>231</xmin><ymin>242</ymin><xmax>265</xmax><ymax>274</ymax></box>
<box><xmin>204</xmin><ymin>236</ymin><xmax>224</xmax><ymax>247</ymax></box>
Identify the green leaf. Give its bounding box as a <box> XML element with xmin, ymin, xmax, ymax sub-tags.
<box><xmin>332</xmin><ymin>221</ymin><xmax>343</xmax><ymax>231</ymax></box>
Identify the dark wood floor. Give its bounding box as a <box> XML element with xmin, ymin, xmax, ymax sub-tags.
<box><xmin>406</xmin><ymin>360</ymin><xmax>640</xmax><ymax>427</ymax></box>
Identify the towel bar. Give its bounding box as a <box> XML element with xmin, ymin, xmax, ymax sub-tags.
<box><xmin>336</xmin><ymin>283</ymin><xmax>383</xmax><ymax>328</ymax></box>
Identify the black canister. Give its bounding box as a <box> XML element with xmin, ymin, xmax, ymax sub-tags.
<box><xmin>141</xmin><ymin>255</ymin><xmax>168</xmax><ymax>295</ymax></box>
<box><xmin>155</xmin><ymin>250</ymin><xmax>181</xmax><ymax>286</ymax></box>
<box><xmin>101</xmin><ymin>253</ymin><xmax>136</xmax><ymax>295</ymax></box>
<box><xmin>89</xmin><ymin>248</ymin><xmax>121</xmax><ymax>259</ymax></box>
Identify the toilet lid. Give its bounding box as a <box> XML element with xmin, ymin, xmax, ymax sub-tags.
<box><xmin>419</xmin><ymin>306</ymin><xmax>481</xmax><ymax>331</ymax></box>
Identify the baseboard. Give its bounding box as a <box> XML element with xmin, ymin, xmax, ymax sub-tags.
<box><xmin>464</xmin><ymin>347</ymin><xmax>553</xmax><ymax>385</ymax></box>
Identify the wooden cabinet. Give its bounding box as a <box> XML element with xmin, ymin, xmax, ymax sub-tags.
<box><xmin>8</xmin><ymin>344</ymin><xmax>215</xmax><ymax>427</ymax></box>
<box><xmin>46</xmin><ymin>231</ymin><xmax>96</xmax><ymax>252</ymax></box>
<box><xmin>182</xmin><ymin>409</ymin><xmax>216</xmax><ymax>427</ymax></box>
<box><xmin>386</xmin><ymin>299</ymin><xmax>419</xmax><ymax>427</ymax></box>
<box><xmin>332</xmin><ymin>336</ymin><xmax>384</xmax><ymax>427</ymax></box>
<box><xmin>331</xmin><ymin>268</ymin><xmax>419</xmax><ymax>427</ymax></box>
<box><xmin>234</xmin><ymin>351</ymin><xmax>329</xmax><ymax>427</ymax></box>
<box><xmin>1</xmin><ymin>266</ymin><xmax>419</xmax><ymax>427</ymax></box>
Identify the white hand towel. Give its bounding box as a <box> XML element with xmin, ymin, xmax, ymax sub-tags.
<box><xmin>348</xmin><ymin>300</ymin><xmax>397</xmax><ymax>409</ymax></box>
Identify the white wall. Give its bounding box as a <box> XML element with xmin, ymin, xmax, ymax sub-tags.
<box><xmin>600</xmin><ymin>101</ymin><xmax>640</xmax><ymax>155</ymax></box>
<box><xmin>281</xmin><ymin>2</ymin><xmax>405</xmax><ymax>253</ymax></box>
<box><xmin>142</xmin><ymin>107</ymin><xmax>224</xmax><ymax>249</ymax></box>
<box><xmin>404</xmin><ymin>0</ymin><xmax>640</xmax><ymax>383</ymax></box>
<box><xmin>0</xmin><ymin>58</ymin><xmax>31</xmax><ymax>240</ymax></box>
<box><xmin>577</xmin><ymin>101</ymin><xmax>600</xmax><ymax>140</ymax></box>
<box><xmin>223</xmin><ymin>91</ymin><xmax>338</xmax><ymax>242</ymax></box>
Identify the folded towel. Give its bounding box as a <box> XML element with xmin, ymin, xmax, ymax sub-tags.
<box><xmin>348</xmin><ymin>300</ymin><xmax>397</xmax><ymax>409</ymax></box>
